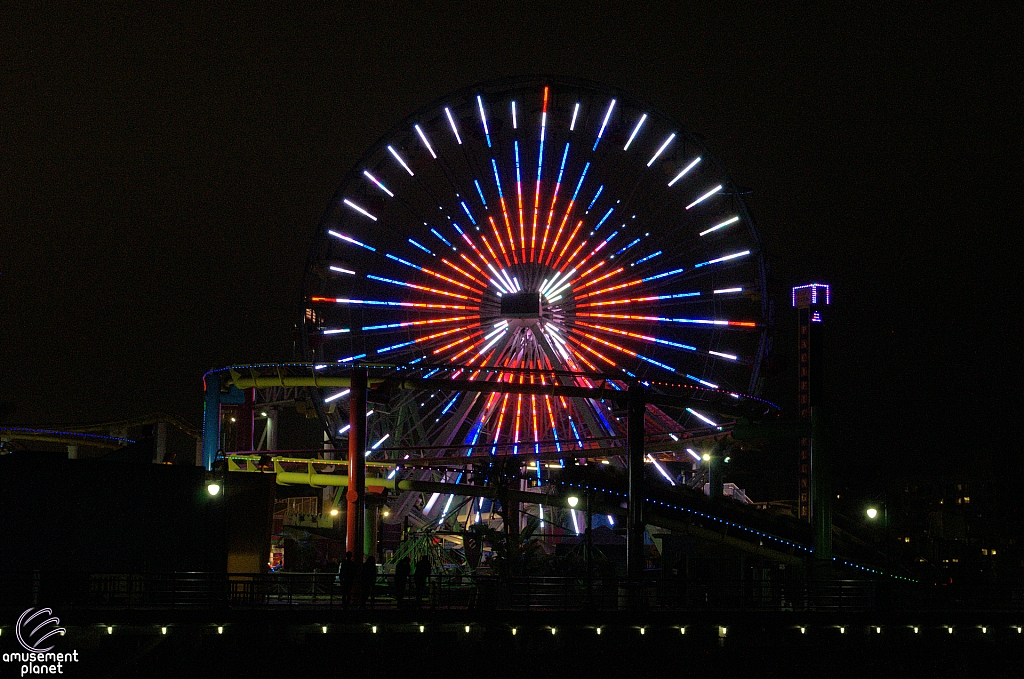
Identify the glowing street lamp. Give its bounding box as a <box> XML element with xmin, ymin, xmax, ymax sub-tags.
<box><xmin>567</xmin><ymin>492</ymin><xmax>594</xmax><ymax>604</ymax></box>
<box><xmin>865</xmin><ymin>502</ymin><xmax>890</xmax><ymax>577</ymax></box>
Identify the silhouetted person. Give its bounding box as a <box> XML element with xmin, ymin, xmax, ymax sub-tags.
<box><xmin>358</xmin><ymin>555</ymin><xmax>377</xmax><ymax>609</ymax></box>
<box><xmin>414</xmin><ymin>556</ymin><xmax>430</xmax><ymax>607</ymax></box>
<box><xmin>336</xmin><ymin>551</ymin><xmax>356</xmax><ymax>609</ymax></box>
<box><xmin>394</xmin><ymin>556</ymin><xmax>412</xmax><ymax>605</ymax></box>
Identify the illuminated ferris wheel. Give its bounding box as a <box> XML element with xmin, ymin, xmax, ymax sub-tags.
<box><xmin>302</xmin><ymin>77</ymin><xmax>770</xmax><ymax>520</ymax></box>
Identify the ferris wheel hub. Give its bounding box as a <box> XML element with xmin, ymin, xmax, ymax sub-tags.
<box><xmin>499</xmin><ymin>291</ymin><xmax>542</xmax><ymax>319</ymax></box>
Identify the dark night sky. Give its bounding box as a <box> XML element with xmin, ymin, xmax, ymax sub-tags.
<box><xmin>2</xmin><ymin>5</ymin><xmax>1019</xmax><ymax>486</ymax></box>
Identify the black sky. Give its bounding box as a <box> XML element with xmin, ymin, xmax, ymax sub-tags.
<box><xmin>2</xmin><ymin>4</ymin><xmax>1019</xmax><ymax>483</ymax></box>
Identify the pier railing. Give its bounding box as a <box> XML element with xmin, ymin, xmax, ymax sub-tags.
<box><xmin>3</xmin><ymin>571</ymin><xmax>1021</xmax><ymax>614</ymax></box>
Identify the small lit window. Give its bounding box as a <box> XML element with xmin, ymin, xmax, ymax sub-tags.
<box><xmin>963</xmin><ymin>497</ymin><xmax>970</xmax><ymax>504</ymax></box>
<box><xmin>991</xmin><ymin>549</ymin><xmax>997</xmax><ymax>556</ymax></box>
<box><xmin>952</xmin><ymin>558</ymin><xmax>959</xmax><ymax>563</ymax></box>
<box><xmin>982</xmin><ymin>549</ymin><xmax>988</xmax><ymax>556</ymax></box>
<box><xmin>904</xmin><ymin>537</ymin><xmax>910</xmax><ymax>543</ymax></box>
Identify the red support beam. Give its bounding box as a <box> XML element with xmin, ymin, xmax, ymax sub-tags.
<box><xmin>346</xmin><ymin>369</ymin><xmax>368</xmax><ymax>564</ymax></box>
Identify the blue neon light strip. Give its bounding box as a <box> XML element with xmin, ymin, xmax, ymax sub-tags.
<box><xmin>328</xmin><ymin>231</ymin><xmax>376</xmax><ymax>252</ymax></box>
<box><xmin>615</xmin><ymin>238</ymin><xmax>641</xmax><ymax>256</ymax></box>
<box><xmin>581</xmin><ymin>322</ymin><xmax>699</xmax><ymax>353</ymax></box>
<box><xmin>461</xmin><ymin>201</ymin><xmax>477</xmax><ymax>225</ymax></box>
<box><xmin>587</xmin><ymin>185</ymin><xmax>604</xmax><ymax>211</ymax></box>
<box><xmin>652</xmin><ymin>337</ymin><xmax>697</xmax><ymax>351</ymax></box>
<box><xmin>408</xmin><ymin>238</ymin><xmax>434</xmax><ymax>256</ymax></box>
<box><xmin>641</xmin><ymin>268</ymin><xmax>685</xmax><ymax>282</ymax></box>
<box><xmin>339</xmin><ymin>354</ymin><xmax>366</xmax><ymax>363</ymax></box>
<box><xmin>632</xmin><ymin>250</ymin><xmax>662</xmax><ymax>266</ymax></box>
<box><xmin>569</xmin><ymin>419</ymin><xmax>583</xmax><ymax>448</ymax></box>
<box><xmin>385</xmin><ymin>253</ymin><xmax>421</xmax><ymax>270</ymax></box>
<box><xmin>514</xmin><ymin>141</ymin><xmax>521</xmax><ymax>185</ymax></box>
<box><xmin>366</xmin><ymin>275</ymin><xmax>468</xmax><ymax>300</ymax></box>
<box><xmin>635</xmin><ymin>354</ymin><xmax>674</xmax><ymax>372</ymax></box>
<box><xmin>366</xmin><ymin>274</ymin><xmax>413</xmax><ymax>288</ymax></box>
<box><xmin>570</xmin><ymin>162</ymin><xmax>590</xmax><ymax>201</ymax></box>
<box><xmin>536</xmin><ymin>117</ymin><xmax>546</xmax><ymax>185</ymax></box>
<box><xmin>593</xmin><ymin>99</ymin><xmax>616</xmax><ymax>151</ymax></box>
<box><xmin>491</xmin><ymin>159</ymin><xmax>504</xmax><ymax>198</ymax></box>
<box><xmin>593</xmin><ymin>207</ymin><xmax>613</xmax><ymax>231</ymax></box>
<box><xmin>694</xmin><ymin>250</ymin><xmax>751</xmax><ymax>268</ymax></box>
<box><xmin>474</xmin><ymin>180</ymin><xmax>487</xmax><ymax>207</ymax></box>
<box><xmin>431</xmin><ymin>228</ymin><xmax>454</xmax><ymax>248</ymax></box>
<box><xmin>378</xmin><ymin>341</ymin><xmax>416</xmax><ymax>354</ymax></box>
<box><xmin>591</xmin><ymin>402</ymin><xmax>615</xmax><ymax>434</ymax></box>
<box><xmin>581</xmin><ymin>313</ymin><xmax>743</xmax><ymax>327</ymax></box>
<box><xmin>466</xmin><ymin>423</ymin><xmax>483</xmax><ymax>448</ymax></box>
<box><xmin>556</xmin><ymin>144</ymin><xmax>570</xmax><ymax>184</ymax></box>
<box><xmin>555</xmin><ymin>479</ymin><xmax>815</xmax><ymax>556</ymax></box>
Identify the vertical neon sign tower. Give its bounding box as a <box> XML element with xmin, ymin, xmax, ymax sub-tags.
<box><xmin>792</xmin><ymin>283</ymin><xmax>830</xmax><ymax>524</ymax></box>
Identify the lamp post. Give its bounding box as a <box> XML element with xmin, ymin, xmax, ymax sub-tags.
<box><xmin>865</xmin><ymin>502</ymin><xmax>890</xmax><ymax>577</ymax></box>
<box><xmin>206</xmin><ymin>449</ymin><xmax>229</xmax><ymax>589</ymax></box>
<box><xmin>568</xmin><ymin>492</ymin><xmax>593</xmax><ymax>605</ymax></box>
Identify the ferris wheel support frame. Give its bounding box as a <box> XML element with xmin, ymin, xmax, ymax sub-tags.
<box><xmin>333</xmin><ymin>367</ymin><xmax>652</xmax><ymax>580</ymax></box>
<box><xmin>346</xmin><ymin>368</ymin><xmax>368</xmax><ymax>563</ymax></box>
<box><xmin>203</xmin><ymin>361</ymin><xmax>778</xmax><ymax>567</ymax></box>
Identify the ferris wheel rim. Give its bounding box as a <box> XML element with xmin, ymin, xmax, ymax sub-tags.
<box><xmin>301</xmin><ymin>73</ymin><xmax>770</xmax><ymax>330</ymax></box>
<box><xmin>301</xmin><ymin>76</ymin><xmax>773</xmax><ymax>456</ymax></box>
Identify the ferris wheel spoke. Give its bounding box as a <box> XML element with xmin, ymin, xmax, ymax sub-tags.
<box><xmin>306</xmin><ymin>79</ymin><xmax>770</xmax><ymax>469</ymax></box>
<box><xmin>575</xmin><ymin>311</ymin><xmax>758</xmax><ymax>329</ymax></box>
